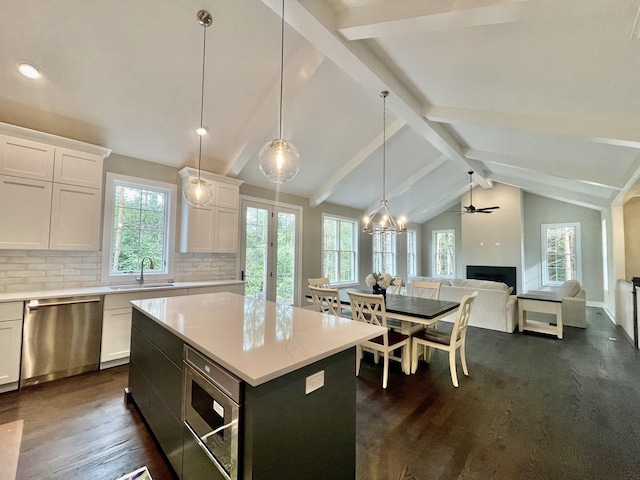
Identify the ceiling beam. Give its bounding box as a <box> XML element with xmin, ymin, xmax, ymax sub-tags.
<box><xmin>339</xmin><ymin>0</ymin><xmax>613</xmax><ymax>40</ymax></box>
<box><xmin>464</xmin><ymin>148</ymin><xmax>623</xmax><ymax>193</ymax></box>
<box><xmin>428</xmin><ymin>106</ymin><xmax>640</xmax><ymax>149</ymax></box>
<box><xmin>309</xmin><ymin>118</ymin><xmax>405</xmax><ymax>207</ymax></box>
<box><xmin>612</xmin><ymin>152</ymin><xmax>640</xmax><ymax>205</ymax></box>
<box><xmin>406</xmin><ymin>184</ymin><xmax>470</xmax><ymax>220</ymax></box>
<box><xmin>338</xmin><ymin>0</ymin><xmax>531</xmax><ymax>40</ymax></box>
<box><xmin>491</xmin><ymin>173</ymin><xmax>609</xmax><ymax>211</ymax></box>
<box><xmin>365</xmin><ymin>155</ymin><xmax>447</xmax><ymax>213</ymax></box>
<box><xmin>260</xmin><ymin>0</ymin><xmax>480</xmax><ymax>185</ymax></box>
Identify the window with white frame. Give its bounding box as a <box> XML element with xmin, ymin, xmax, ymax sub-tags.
<box><xmin>373</xmin><ymin>232</ymin><xmax>396</xmax><ymax>274</ymax></box>
<box><xmin>101</xmin><ymin>173</ymin><xmax>177</xmax><ymax>282</ymax></box>
<box><xmin>407</xmin><ymin>230</ymin><xmax>417</xmax><ymax>278</ymax></box>
<box><xmin>432</xmin><ymin>229</ymin><xmax>455</xmax><ymax>277</ymax></box>
<box><xmin>541</xmin><ymin>222</ymin><xmax>581</xmax><ymax>286</ymax></box>
<box><xmin>322</xmin><ymin>214</ymin><xmax>358</xmax><ymax>284</ymax></box>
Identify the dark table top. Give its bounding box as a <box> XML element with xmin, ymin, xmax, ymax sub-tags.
<box><xmin>334</xmin><ymin>289</ymin><xmax>460</xmax><ymax>320</ymax></box>
<box><xmin>517</xmin><ymin>293</ymin><xmax>562</xmax><ymax>303</ymax></box>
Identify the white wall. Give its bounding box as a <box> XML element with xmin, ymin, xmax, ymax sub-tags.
<box><xmin>461</xmin><ymin>182</ymin><xmax>523</xmax><ymax>289</ymax></box>
<box><xmin>522</xmin><ymin>193</ymin><xmax>603</xmax><ymax>302</ymax></box>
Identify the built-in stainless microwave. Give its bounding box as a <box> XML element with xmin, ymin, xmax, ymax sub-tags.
<box><xmin>183</xmin><ymin>346</ymin><xmax>242</xmax><ymax>480</ymax></box>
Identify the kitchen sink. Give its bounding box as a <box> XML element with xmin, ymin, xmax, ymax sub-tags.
<box><xmin>109</xmin><ymin>283</ymin><xmax>175</xmax><ymax>291</ymax></box>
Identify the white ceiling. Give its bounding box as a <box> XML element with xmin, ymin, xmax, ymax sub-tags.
<box><xmin>2</xmin><ymin>0</ymin><xmax>640</xmax><ymax>222</ymax></box>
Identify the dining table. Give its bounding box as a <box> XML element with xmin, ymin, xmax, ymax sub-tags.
<box><xmin>310</xmin><ymin>288</ymin><xmax>460</xmax><ymax>335</ymax></box>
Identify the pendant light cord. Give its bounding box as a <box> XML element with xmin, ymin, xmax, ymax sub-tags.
<box><xmin>279</xmin><ymin>0</ymin><xmax>285</xmax><ymax>139</ymax></box>
<box><xmin>382</xmin><ymin>91</ymin><xmax>387</xmax><ymax>202</ymax></box>
<box><xmin>197</xmin><ymin>22</ymin><xmax>208</xmax><ymax>182</ymax></box>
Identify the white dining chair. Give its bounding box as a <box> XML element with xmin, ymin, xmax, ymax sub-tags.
<box><xmin>308</xmin><ymin>277</ymin><xmax>330</xmax><ymax>287</ymax></box>
<box><xmin>410</xmin><ymin>280</ymin><xmax>441</xmax><ymax>299</ymax></box>
<box><xmin>411</xmin><ymin>291</ymin><xmax>478</xmax><ymax>387</ymax></box>
<box><xmin>348</xmin><ymin>290</ymin><xmax>410</xmax><ymax>389</ymax></box>
<box><xmin>386</xmin><ymin>277</ymin><xmax>403</xmax><ymax>295</ymax></box>
<box><xmin>308</xmin><ymin>286</ymin><xmax>343</xmax><ymax>316</ymax></box>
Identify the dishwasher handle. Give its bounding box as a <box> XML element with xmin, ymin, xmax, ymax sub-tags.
<box><xmin>26</xmin><ymin>296</ymin><xmax>102</xmax><ymax>311</ymax></box>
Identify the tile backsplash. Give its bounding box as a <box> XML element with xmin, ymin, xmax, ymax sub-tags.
<box><xmin>0</xmin><ymin>250</ymin><xmax>237</xmax><ymax>293</ymax></box>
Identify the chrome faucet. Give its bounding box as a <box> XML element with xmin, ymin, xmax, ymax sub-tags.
<box><xmin>136</xmin><ymin>257</ymin><xmax>155</xmax><ymax>285</ymax></box>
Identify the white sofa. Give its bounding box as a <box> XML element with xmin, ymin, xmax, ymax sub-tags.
<box><xmin>408</xmin><ymin>277</ymin><xmax>517</xmax><ymax>333</ymax></box>
<box><xmin>523</xmin><ymin>279</ymin><xmax>587</xmax><ymax>328</ymax></box>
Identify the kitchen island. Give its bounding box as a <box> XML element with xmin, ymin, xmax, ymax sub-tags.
<box><xmin>129</xmin><ymin>292</ymin><xmax>385</xmax><ymax>480</ymax></box>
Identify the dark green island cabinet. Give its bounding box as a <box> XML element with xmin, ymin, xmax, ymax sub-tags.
<box><xmin>128</xmin><ymin>292</ymin><xmax>385</xmax><ymax>480</ymax></box>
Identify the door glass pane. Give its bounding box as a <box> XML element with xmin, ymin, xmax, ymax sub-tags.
<box><xmin>276</xmin><ymin>211</ymin><xmax>296</xmax><ymax>305</ymax></box>
<box><xmin>245</xmin><ymin>207</ymin><xmax>269</xmax><ymax>298</ymax></box>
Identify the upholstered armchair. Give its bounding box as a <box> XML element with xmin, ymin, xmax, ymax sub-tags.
<box><xmin>524</xmin><ymin>279</ymin><xmax>587</xmax><ymax>328</ymax></box>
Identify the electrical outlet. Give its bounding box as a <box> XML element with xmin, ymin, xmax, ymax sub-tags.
<box><xmin>305</xmin><ymin>370</ymin><xmax>324</xmax><ymax>395</ymax></box>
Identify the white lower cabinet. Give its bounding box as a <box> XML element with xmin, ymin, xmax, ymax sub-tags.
<box><xmin>101</xmin><ymin>307</ymin><xmax>134</xmax><ymax>365</ymax></box>
<box><xmin>0</xmin><ymin>302</ymin><xmax>23</xmax><ymax>393</ymax></box>
<box><xmin>188</xmin><ymin>284</ymin><xmax>245</xmax><ymax>296</ymax></box>
<box><xmin>100</xmin><ymin>289</ymin><xmax>188</xmax><ymax>369</ymax></box>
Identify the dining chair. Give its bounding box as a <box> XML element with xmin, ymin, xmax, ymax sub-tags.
<box><xmin>387</xmin><ymin>277</ymin><xmax>403</xmax><ymax>295</ymax></box>
<box><xmin>410</xmin><ymin>280</ymin><xmax>441</xmax><ymax>299</ymax></box>
<box><xmin>308</xmin><ymin>286</ymin><xmax>343</xmax><ymax>316</ymax></box>
<box><xmin>308</xmin><ymin>277</ymin><xmax>330</xmax><ymax>287</ymax></box>
<box><xmin>410</xmin><ymin>291</ymin><xmax>478</xmax><ymax>387</ymax></box>
<box><xmin>348</xmin><ymin>290</ymin><xmax>410</xmax><ymax>389</ymax></box>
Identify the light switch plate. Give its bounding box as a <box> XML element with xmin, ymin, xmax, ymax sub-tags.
<box><xmin>305</xmin><ymin>370</ymin><xmax>324</xmax><ymax>395</ymax></box>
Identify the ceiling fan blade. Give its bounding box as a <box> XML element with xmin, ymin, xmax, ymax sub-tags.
<box><xmin>476</xmin><ymin>206</ymin><xmax>500</xmax><ymax>212</ymax></box>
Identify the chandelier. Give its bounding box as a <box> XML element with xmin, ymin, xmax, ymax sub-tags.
<box><xmin>363</xmin><ymin>91</ymin><xmax>406</xmax><ymax>235</ymax></box>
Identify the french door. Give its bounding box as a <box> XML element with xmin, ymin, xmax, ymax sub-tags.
<box><xmin>240</xmin><ymin>198</ymin><xmax>301</xmax><ymax>305</ymax></box>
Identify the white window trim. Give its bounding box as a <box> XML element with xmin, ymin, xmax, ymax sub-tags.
<box><xmin>541</xmin><ymin>222</ymin><xmax>582</xmax><ymax>286</ymax></box>
<box><xmin>101</xmin><ymin>173</ymin><xmax>177</xmax><ymax>283</ymax></box>
<box><xmin>407</xmin><ymin>229</ymin><xmax>417</xmax><ymax>278</ymax></box>
<box><xmin>602</xmin><ymin>218</ymin><xmax>608</xmax><ymax>292</ymax></box>
<box><xmin>322</xmin><ymin>213</ymin><xmax>359</xmax><ymax>286</ymax></box>
<box><xmin>432</xmin><ymin>229</ymin><xmax>455</xmax><ymax>278</ymax></box>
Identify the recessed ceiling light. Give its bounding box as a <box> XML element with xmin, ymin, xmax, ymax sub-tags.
<box><xmin>195</xmin><ymin>126</ymin><xmax>208</xmax><ymax>136</ymax></box>
<box><xmin>18</xmin><ymin>63</ymin><xmax>41</xmax><ymax>79</ymax></box>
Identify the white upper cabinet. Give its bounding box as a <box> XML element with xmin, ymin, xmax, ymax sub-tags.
<box><xmin>0</xmin><ymin>135</ymin><xmax>54</xmax><ymax>181</ymax></box>
<box><xmin>0</xmin><ymin>176</ymin><xmax>52</xmax><ymax>250</ymax></box>
<box><xmin>49</xmin><ymin>183</ymin><xmax>102</xmax><ymax>250</ymax></box>
<box><xmin>178</xmin><ymin>167</ymin><xmax>243</xmax><ymax>253</ymax></box>
<box><xmin>0</xmin><ymin>123</ymin><xmax>111</xmax><ymax>251</ymax></box>
<box><xmin>54</xmin><ymin>148</ymin><xmax>103</xmax><ymax>189</ymax></box>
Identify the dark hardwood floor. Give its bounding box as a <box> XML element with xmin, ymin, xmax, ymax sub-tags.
<box><xmin>1</xmin><ymin>307</ymin><xmax>639</xmax><ymax>480</ymax></box>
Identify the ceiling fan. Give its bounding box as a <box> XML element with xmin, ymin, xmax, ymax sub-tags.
<box><xmin>462</xmin><ymin>171</ymin><xmax>500</xmax><ymax>214</ymax></box>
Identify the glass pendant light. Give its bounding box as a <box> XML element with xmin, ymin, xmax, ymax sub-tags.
<box><xmin>259</xmin><ymin>0</ymin><xmax>301</xmax><ymax>184</ymax></box>
<box><xmin>184</xmin><ymin>10</ymin><xmax>214</xmax><ymax>207</ymax></box>
<box><xmin>362</xmin><ymin>91</ymin><xmax>407</xmax><ymax>235</ymax></box>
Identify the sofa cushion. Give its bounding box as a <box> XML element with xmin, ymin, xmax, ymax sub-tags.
<box><xmin>450</xmin><ymin>278</ymin><xmax>510</xmax><ymax>292</ymax></box>
<box><xmin>408</xmin><ymin>276</ymin><xmax>451</xmax><ymax>286</ymax></box>
<box><xmin>556</xmin><ymin>279</ymin><xmax>581</xmax><ymax>299</ymax></box>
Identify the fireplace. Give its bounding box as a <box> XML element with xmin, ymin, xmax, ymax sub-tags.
<box><xmin>466</xmin><ymin>265</ymin><xmax>517</xmax><ymax>294</ymax></box>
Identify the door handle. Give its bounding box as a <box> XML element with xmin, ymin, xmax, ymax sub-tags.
<box><xmin>26</xmin><ymin>296</ymin><xmax>102</xmax><ymax>311</ymax></box>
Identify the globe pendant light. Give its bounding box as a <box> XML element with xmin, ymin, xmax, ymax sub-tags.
<box><xmin>259</xmin><ymin>0</ymin><xmax>300</xmax><ymax>184</ymax></box>
<box><xmin>362</xmin><ymin>91</ymin><xmax>406</xmax><ymax>235</ymax></box>
<box><xmin>184</xmin><ymin>10</ymin><xmax>214</xmax><ymax>207</ymax></box>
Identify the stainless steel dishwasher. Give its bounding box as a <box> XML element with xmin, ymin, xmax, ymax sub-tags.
<box><xmin>22</xmin><ymin>295</ymin><xmax>103</xmax><ymax>387</ymax></box>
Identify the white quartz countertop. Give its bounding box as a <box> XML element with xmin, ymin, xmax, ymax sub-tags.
<box><xmin>131</xmin><ymin>292</ymin><xmax>386</xmax><ymax>387</ymax></box>
<box><xmin>0</xmin><ymin>280</ymin><xmax>245</xmax><ymax>303</ymax></box>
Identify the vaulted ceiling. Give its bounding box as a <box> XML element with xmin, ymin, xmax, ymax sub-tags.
<box><xmin>2</xmin><ymin>0</ymin><xmax>640</xmax><ymax>223</ymax></box>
